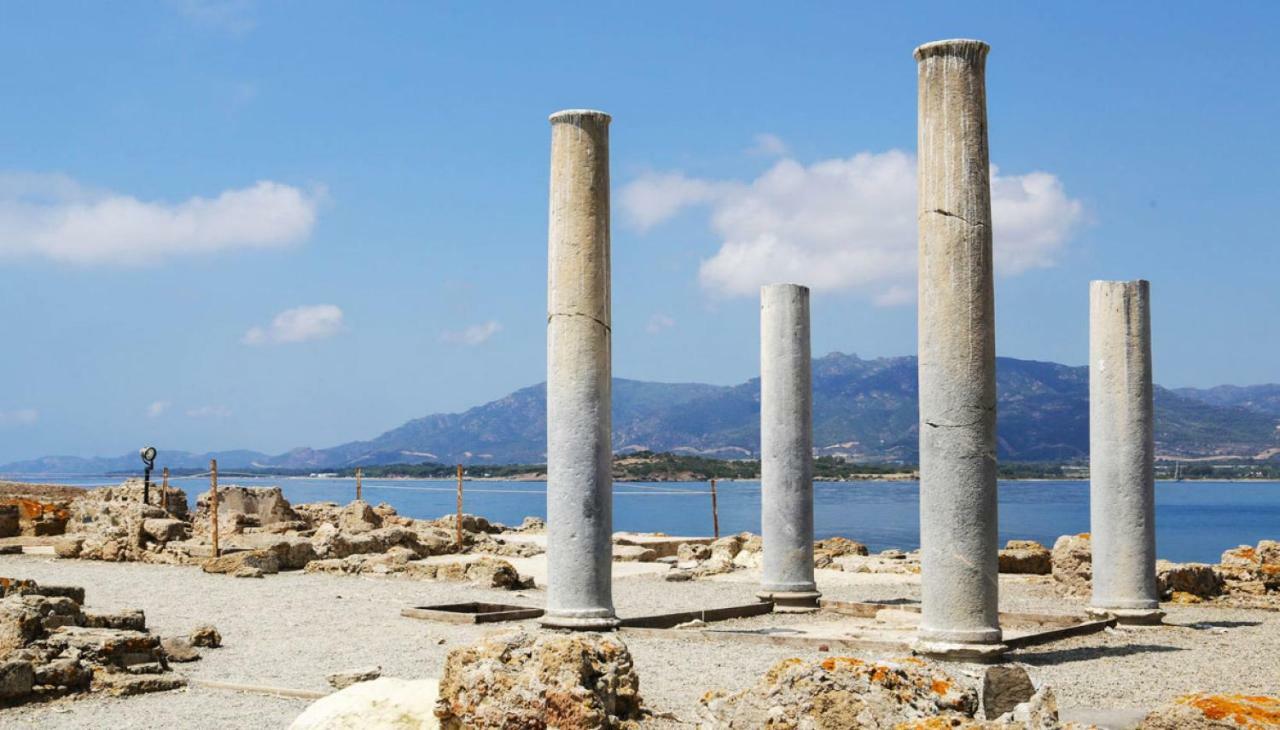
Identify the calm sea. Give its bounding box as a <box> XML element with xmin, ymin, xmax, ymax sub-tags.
<box><xmin>35</xmin><ymin>477</ymin><xmax>1279</xmax><ymax>564</ymax></box>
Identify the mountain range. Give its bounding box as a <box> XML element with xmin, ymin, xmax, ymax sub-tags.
<box><xmin>3</xmin><ymin>353</ymin><xmax>1277</xmax><ymax>475</ymax></box>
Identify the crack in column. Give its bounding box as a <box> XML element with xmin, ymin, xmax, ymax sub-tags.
<box><xmin>548</xmin><ymin>312</ymin><xmax>611</xmax><ymax>332</ymax></box>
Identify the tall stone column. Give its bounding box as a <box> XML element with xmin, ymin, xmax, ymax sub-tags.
<box><xmin>913</xmin><ymin>39</ymin><xmax>1005</xmax><ymax>659</ymax></box>
<box><xmin>758</xmin><ymin>283</ymin><xmax>820</xmax><ymax>612</ymax></box>
<box><xmin>1089</xmin><ymin>280</ymin><xmax>1163</xmax><ymax>624</ymax></box>
<box><xmin>542</xmin><ymin>109</ymin><xmax>619</xmax><ymax>630</ymax></box>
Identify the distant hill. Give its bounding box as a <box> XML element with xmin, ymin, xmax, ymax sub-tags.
<box><xmin>1174</xmin><ymin>384</ymin><xmax>1280</xmax><ymax>417</ymax></box>
<box><xmin>3</xmin><ymin>353</ymin><xmax>1277</xmax><ymax>475</ymax></box>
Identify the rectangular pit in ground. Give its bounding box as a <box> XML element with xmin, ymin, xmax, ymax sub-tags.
<box><xmin>401</xmin><ymin>602</ymin><xmax>544</xmax><ymax>624</ymax></box>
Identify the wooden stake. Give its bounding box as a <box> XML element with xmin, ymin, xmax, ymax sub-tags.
<box><xmin>710</xmin><ymin>478</ymin><xmax>720</xmax><ymax>539</ymax></box>
<box><xmin>355</xmin><ymin>467</ymin><xmax>362</xmax><ymax>502</ymax></box>
<box><xmin>162</xmin><ymin>467</ymin><xmax>170</xmax><ymax>512</ymax></box>
<box><xmin>455</xmin><ymin>464</ymin><xmax>464</xmax><ymax>547</ymax></box>
<box><xmin>210</xmin><ymin>459</ymin><xmax>220</xmax><ymax>558</ymax></box>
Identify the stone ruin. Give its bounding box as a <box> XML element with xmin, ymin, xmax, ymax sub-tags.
<box><xmin>1050</xmin><ymin>533</ymin><xmax>1280</xmax><ymax>608</ymax></box>
<box><xmin>0</xmin><ymin>576</ymin><xmax>218</xmax><ymax>705</ymax></box>
<box><xmin>42</xmin><ymin>481</ymin><xmax>541</xmax><ymax>590</ymax></box>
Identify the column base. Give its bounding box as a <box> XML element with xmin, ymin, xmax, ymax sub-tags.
<box><xmin>540</xmin><ymin>609</ymin><xmax>621</xmax><ymax>631</ymax></box>
<box><xmin>1087</xmin><ymin>607</ymin><xmax>1165</xmax><ymax>625</ymax></box>
<box><xmin>911</xmin><ymin>639</ymin><xmax>1009</xmax><ymax>663</ymax></box>
<box><xmin>757</xmin><ymin>590</ymin><xmax>822</xmax><ymax>613</ymax></box>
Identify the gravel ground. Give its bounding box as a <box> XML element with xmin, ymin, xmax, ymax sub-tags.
<box><xmin>2</xmin><ymin>553</ymin><xmax>1277</xmax><ymax>728</ymax></box>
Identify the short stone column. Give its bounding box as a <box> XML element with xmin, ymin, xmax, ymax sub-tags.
<box><xmin>542</xmin><ymin>109</ymin><xmax>619</xmax><ymax>630</ymax></box>
<box><xmin>1089</xmin><ymin>280</ymin><xmax>1163</xmax><ymax>624</ymax></box>
<box><xmin>913</xmin><ymin>39</ymin><xmax>1005</xmax><ymax>659</ymax></box>
<box><xmin>757</xmin><ymin>283</ymin><xmax>820</xmax><ymax>612</ymax></box>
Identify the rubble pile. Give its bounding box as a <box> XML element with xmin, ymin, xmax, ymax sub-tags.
<box><xmin>0</xmin><ymin>481</ymin><xmax>80</xmax><ymax>538</ymax></box>
<box><xmin>1051</xmin><ymin>534</ymin><xmax>1280</xmax><ymax>607</ymax></box>
<box><xmin>0</xmin><ymin>577</ymin><xmax>207</xmax><ymax>704</ymax></box>
<box><xmin>41</xmin><ymin>480</ymin><xmax>541</xmax><ymax>589</ymax></box>
<box><xmin>57</xmin><ymin>481</ymin><xmax>192</xmax><ymax>564</ymax></box>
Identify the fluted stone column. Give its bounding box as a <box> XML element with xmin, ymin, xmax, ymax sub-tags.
<box><xmin>758</xmin><ymin>283</ymin><xmax>820</xmax><ymax>612</ymax></box>
<box><xmin>542</xmin><ymin>109</ymin><xmax>619</xmax><ymax>630</ymax></box>
<box><xmin>913</xmin><ymin>39</ymin><xmax>1005</xmax><ymax>659</ymax></box>
<box><xmin>1089</xmin><ymin>280</ymin><xmax>1163</xmax><ymax>624</ymax></box>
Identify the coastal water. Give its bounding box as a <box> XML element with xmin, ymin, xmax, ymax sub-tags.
<box><xmin>42</xmin><ymin>477</ymin><xmax>1279</xmax><ymax>564</ymax></box>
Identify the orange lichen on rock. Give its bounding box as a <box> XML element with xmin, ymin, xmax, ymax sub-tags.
<box><xmin>931</xmin><ymin>679</ymin><xmax>951</xmax><ymax>695</ymax></box>
<box><xmin>1180</xmin><ymin>693</ymin><xmax>1280</xmax><ymax>727</ymax></box>
<box><xmin>820</xmin><ymin>656</ymin><xmax>865</xmax><ymax>672</ymax></box>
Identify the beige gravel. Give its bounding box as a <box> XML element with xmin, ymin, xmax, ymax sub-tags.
<box><xmin>1</xmin><ymin>552</ymin><xmax>1277</xmax><ymax>728</ymax></box>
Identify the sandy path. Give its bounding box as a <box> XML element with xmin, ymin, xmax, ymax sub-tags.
<box><xmin>2</xmin><ymin>553</ymin><xmax>1277</xmax><ymax>728</ymax></box>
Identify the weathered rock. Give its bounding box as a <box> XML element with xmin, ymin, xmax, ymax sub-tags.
<box><xmin>141</xmin><ymin>518</ymin><xmax>190</xmax><ymax>544</ymax></box>
<box><xmin>292</xmin><ymin>502</ymin><xmax>343</xmax><ymax>529</ymax></box>
<box><xmin>194</xmin><ymin>486</ymin><xmax>300</xmax><ymax>535</ymax></box>
<box><xmin>33</xmin><ymin>585</ymin><xmax>85</xmax><ymax>605</ymax></box>
<box><xmin>430</xmin><ymin>557</ymin><xmax>524</xmax><ymax>590</ymax></box>
<box><xmin>0</xmin><ymin>659</ymin><xmax>35</xmax><ymax>699</ymax></box>
<box><xmin>189</xmin><ymin>624</ymin><xmax>222</xmax><ymax>648</ymax></box>
<box><xmin>84</xmin><ymin>609</ymin><xmax>145</xmax><ymax>632</ymax></box>
<box><xmin>815</xmin><ymin>536</ymin><xmax>869</xmax><ymax>558</ymax></box>
<box><xmin>433</xmin><ymin>513</ymin><xmax>500</xmax><ymax>535</ymax></box>
<box><xmin>1219</xmin><ymin>542</ymin><xmax>1280</xmax><ymax>593</ymax></box>
<box><xmin>226</xmin><ymin>534</ymin><xmax>317</xmax><ymax>570</ymax></box>
<box><xmin>515</xmin><ymin>516</ymin><xmax>545</xmax><ymax>532</ymax></box>
<box><xmin>0</xmin><ymin>505</ymin><xmax>19</xmax><ymax>538</ymax></box>
<box><xmin>66</xmin><ymin>498</ymin><xmax>167</xmax><ymax>561</ymax></box>
<box><xmin>814</xmin><ymin>537</ymin><xmax>870</xmax><ymax>569</ymax></box>
<box><xmin>33</xmin><ymin>657</ymin><xmax>90</xmax><ymax>689</ymax></box>
<box><xmin>202</xmin><ymin>550</ymin><xmax>280</xmax><ymax>576</ymax></box>
<box><xmin>291</xmin><ymin>677</ymin><xmax>440</xmax><ymax>730</ymax></box>
<box><xmin>0</xmin><ymin>598</ymin><xmax>44</xmax><ymax>658</ymax></box>
<box><xmin>1138</xmin><ymin>693</ymin><xmax>1280</xmax><ymax>729</ymax></box>
<box><xmin>42</xmin><ymin>626</ymin><xmax>164</xmax><ymax>670</ymax></box>
<box><xmin>160</xmin><ymin>636</ymin><xmax>200</xmax><ymax>662</ymax></box>
<box><xmin>613</xmin><ymin>545</ymin><xmax>657</xmax><ymax>563</ymax></box>
<box><xmin>697</xmin><ymin>656</ymin><xmax>977</xmax><ymax>728</ymax></box>
<box><xmin>999</xmin><ymin>540</ymin><xmax>1052</xmax><ymax>575</ymax></box>
<box><xmin>677</xmin><ymin>543</ymin><xmax>711</xmax><ymax>563</ymax></box>
<box><xmin>1051</xmin><ymin>534</ymin><xmax>1091</xmax><ymax>594</ymax></box>
<box><xmin>982</xmin><ymin>665</ymin><xmax>1036</xmax><ymax>720</ymax></box>
<box><xmin>0</xmin><ymin>545</ymin><xmax>21</xmax><ymax>555</ymax></box>
<box><xmin>93</xmin><ymin>671</ymin><xmax>187</xmax><ymax>696</ymax></box>
<box><xmin>233</xmin><ymin>567</ymin><xmax>264</xmax><ymax>579</ymax></box>
<box><xmin>436</xmin><ymin>629</ymin><xmax>642</xmax><ymax>729</ymax></box>
<box><xmin>78</xmin><ymin>480</ymin><xmax>188</xmax><ymax>518</ymax></box>
<box><xmin>466</xmin><ymin>533</ymin><xmax>543</xmax><ymax>558</ymax></box>
<box><xmin>337</xmin><ymin>501</ymin><xmax>382</xmax><ymax>534</ymax></box>
<box><xmin>732</xmin><ymin>533</ymin><xmax>763</xmax><ymax>569</ymax></box>
<box><xmin>710</xmin><ymin>536</ymin><xmax>744</xmax><ymax>563</ymax></box>
<box><xmin>835</xmin><ymin>553</ymin><xmax>922</xmax><ymax>575</ymax></box>
<box><xmin>312</xmin><ymin>525</ymin><xmax>433</xmax><ymax>561</ymax></box>
<box><xmin>1258</xmin><ymin>540</ymin><xmax>1280</xmax><ymax>565</ymax></box>
<box><xmin>1157</xmin><ymin>560</ymin><xmax>1224</xmax><ymax>599</ymax></box>
<box><xmin>326</xmin><ymin>665</ymin><xmax>381</xmax><ymax>690</ymax></box>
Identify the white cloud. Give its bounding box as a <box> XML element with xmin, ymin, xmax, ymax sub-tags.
<box><xmin>620</xmin><ymin>148</ymin><xmax>1084</xmax><ymax>304</ymax></box>
<box><xmin>441</xmin><ymin>320</ymin><xmax>502</xmax><ymax>346</ymax></box>
<box><xmin>147</xmin><ymin>400</ymin><xmax>172</xmax><ymax>418</ymax></box>
<box><xmin>619</xmin><ymin>172</ymin><xmax>733</xmax><ymax>232</ymax></box>
<box><xmin>0</xmin><ymin>173</ymin><xmax>321</xmax><ymax>265</ymax></box>
<box><xmin>186</xmin><ymin>405</ymin><xmax>232</xmax><ymax>419</ymax></box>
<box><xmin>748</xmin><ymin>133</ymin><xmax>789</xmax><ymax>158</ymax></box>
<box><xmin>243</xmin><ymin>304</ymin><xmax>344</xmax><ymax>345</ymax></box>
<box><xmin>645</xmin><ymin>313</ymin><xmax>676</xmax><ymax>334</ymax></box>
<box><xmin>0</xmin><ymin>409</ymin><xmax>38</xmax><ymax>426</ymax></box>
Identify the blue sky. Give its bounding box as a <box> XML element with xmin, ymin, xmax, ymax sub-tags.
<box><xmin>0</xmin><ymin>2</ymin><xmax>1276</xmax><ymax>462</ymax></box>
